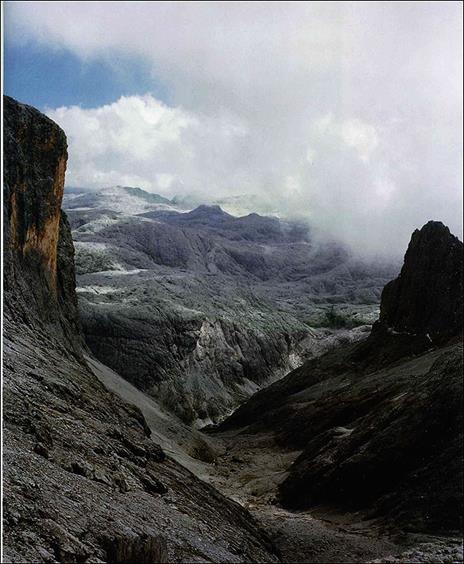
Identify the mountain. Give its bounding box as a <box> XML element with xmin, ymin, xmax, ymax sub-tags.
<box><xmin>376</xmin><ymin>220</ymin><xmax>463</xmax><ymax>342</ymax></box>
<box><xmin>64</xmin><ymin>191</ymin><xmax>397</xmax><ymax>425</ymax></box>
<box><xmin>171</xmin><ymin>193</ymin><xmax>280</xmax><ymax>217</ymax></box>
<box><xmin>4</xmin><ymin>94</ymin><xmax>462</xmax><ymax>564</ymax></box>
<box><xmin>3</xmin><ymin>95</ymin><xmax>279</xmax><ymax>563</ymax></box>
<box><xmin>63</xmin><ymin>184</ymin><xmax>177</xmax><ymax>214</ymax></box>
<box><xmin>217</xmin><ymin>220</ymin><xmax>463</xmax><ymax>537</ymax></box>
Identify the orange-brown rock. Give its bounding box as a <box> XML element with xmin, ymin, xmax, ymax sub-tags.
<box><xmin>3</xmin><ymin>95</ymin><xmax>83</xmax><ymax>351</ymax></box>
<box><xmin>4</xmin><ymin>95</ymin><xmax>67</xmax><ymax>290</ymax></box>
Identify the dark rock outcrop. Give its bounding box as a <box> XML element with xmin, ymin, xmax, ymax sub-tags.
<box><xmin>376</xmin><ymin>220</ymin><xmax>463</xmax><ymax>342</ymax></box>
<box><xmin>351</xmin><ymin>220</ymin><xmax>464</xmax><ymax>366</ymax></box>
<box><xmin>218</xmin><ymin>221</ymin><xmax>463</xmax><ymax>534</ymax></box>
<box><xmin>3</xmin><ymin>96</ymin><xmax>279</xmax><ymax>563</ymax></box>
<box><xmin>104</xmin><ymin>534</ymin><xmax>168</xmax><ymax>563</ymax></box>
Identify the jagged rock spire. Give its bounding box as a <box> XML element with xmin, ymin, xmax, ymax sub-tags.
<box><xmin>378</xmin><ymin>221</ymin><xmax>463</xmax><ymax>342</ymax></box>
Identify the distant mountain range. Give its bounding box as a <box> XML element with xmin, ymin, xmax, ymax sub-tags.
<box><xmin>64</xmin><ymin>184</ymin><xmax>398</xmax><ymax>425</ymax></box>
<box><xmin>65</xmin><ymin>185</ymin><xmax>282</xmax><ymax>217</ymax></box>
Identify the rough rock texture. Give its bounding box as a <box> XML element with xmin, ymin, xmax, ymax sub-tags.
<box><xmin>278</xmin><ymin>343</ymin><xmax>463</xmax><ymax>532</ymax></box>
<box><xmin>64</xmin><ymin>187</ymin><xmax>396</xmax><ymax>424</ymax></box>
<box><xmin>3</xmin><ymin>95</ymin><xmax>81</xmax><ymax>353</ymax></box>
<box><xmin>376</xmin><ymin>220</ymin><xmax>463</xmax><ymax>342</ymax></box>
<box><xmin>350</xmin><ymin>221</ymin><xmax>464</xmax><ymax>367</ymax></box>
<box><xmin>3</xmin><ymin>96</ymin><xmax>279</xmax><ymax>563</ymax></box>
<box><xmin>218</xmin><ymin>222</ymin><xmax>463</xmax><ymax>534</ymax></box>
<box><xmin>4</xmin><ymin>96</ymin><xmax>67</xmax><ymax>281</ymax></box>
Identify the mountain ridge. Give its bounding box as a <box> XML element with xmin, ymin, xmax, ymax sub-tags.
<box><xmin>65</xmin><ymin>184</ymin><xmax>396</xmax><ymax>424</ymax></box>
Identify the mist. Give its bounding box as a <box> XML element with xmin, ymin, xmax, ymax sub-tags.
<box><xmin>6</xmin><ymin>1</ymin><xmax>463</xmax><ymax>257</ymax></box>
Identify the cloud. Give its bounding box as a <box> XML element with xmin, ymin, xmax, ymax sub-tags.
<box><xmin>7</xmin><ymin>1</ymin><xmax>463</xmax><ymax>256</ymax></box>
<box><xmin>47</xmin><ymin>94</ymin><xmax>252</xmax><ymax>195</ymax></box>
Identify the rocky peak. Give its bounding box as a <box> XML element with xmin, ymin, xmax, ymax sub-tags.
<box><xmin>190</xmin><ymin>204</ymin><xmax>229</xmax><ymax>216</ymax></box>
<box><xmin>377</xmin><ymin>220</ymin><xmax>463</xmax><ymax>342</ymax></box>
<box><xmin>4</xmin><ymin>95</ymin><xmax>67</xmax><ymax>288</ymax></box>
<box><xmin>3</xmin><ymin>95</ymin><xmax>81</xmax><ymax>349</ymax></box>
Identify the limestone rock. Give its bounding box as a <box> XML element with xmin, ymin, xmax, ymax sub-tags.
<box><xmin>218</xmin><ymin>221</ymin><xmax>463</xmax><ymax>534</ymax></box>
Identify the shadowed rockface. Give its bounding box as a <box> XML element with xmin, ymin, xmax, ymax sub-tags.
<box><xmin>376</xmin><ymin>221</ymin><xmax>463</xmax><ymax>341</ymax></box>
<box><xmin>218</xmin><ymin>221</ymin><xmax>463</xmax><ymax>534</ymax></box>
<box><xmin>3</xmin><ymin>96</ymin><xmax>279</xmax><ymax>563</ymax></box>
<box><xmin>352</xmin><ymin>221</ymin><xmax>463</xmax><ymax>366</ymax></box>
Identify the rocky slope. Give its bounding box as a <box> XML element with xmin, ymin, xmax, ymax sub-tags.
<box><xmin>64</xmin><ymin>187</ymin><xmax>396</xmax><ymax>425</ymax></box>
<box><xmin>218</xmin><ymin>221</ymin><xmax>463</xmax><ymax>536</ymax></box>
<box><xmin>3</xmin><ymin>95</ymin><xmax>279</xmax><ymax>563</ymax></box>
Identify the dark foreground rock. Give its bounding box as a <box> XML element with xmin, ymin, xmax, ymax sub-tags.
<box><xmin>278</xmin><ymin>343</ymin><xmax>463</xmax><ymax>532</ymax></box>
<box><xmin>3</xmin><ymin>95</ymin><xmax>279</xmax><ymax>563</ymax></box>
<box><xmin>218</xmin><ymin>221</ymin><xmax>463</xmax><ymax>535</ymax></box>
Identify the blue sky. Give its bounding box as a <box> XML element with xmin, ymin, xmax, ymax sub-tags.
<box><xmin>4</xmin><ymin>38</ymin><xmax>167</xmax><ymax>111</ymax></box>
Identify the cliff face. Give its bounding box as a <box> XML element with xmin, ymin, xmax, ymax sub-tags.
<box><xmin>3</xmin><ymin>96</ymin><xmax>279</xmax><ymax>563</ymax></box>
<box><xmin>4</xmin><ymin>95</ymin><xmax>66</xmax><ymax>285</ymax></box>
<box><xmin>377</xmin><ymin>220</ymin><xmax>463</xmax><ymax>342</ymax></box>
<box><xmin>3</xmin><ymin>95</ymin><xmax>81</xmax><ymax>350</ymax></box>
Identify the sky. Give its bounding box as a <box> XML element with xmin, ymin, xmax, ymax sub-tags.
<box><xmin>4</xmin><ymin>1</ymin><xmax>463</xmax><ymax>257</ymax></box>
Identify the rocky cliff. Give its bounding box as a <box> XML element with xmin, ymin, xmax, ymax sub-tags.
<box><xmin>3</xmin><ymin>96</ymin><xmax>279</xmax><ymax>563</ymax></box>
<box><xmin>3</xmin><ymin>95</ymin><xmax>81</xmax><ymax>351</ymax></box>
<box><xmin>4</xmin><ymin>95</ymin><xmax>67</xmax><ymax>280</ymax></box>
<box><xmin>218</xmin><ymin>221</ymin><xmax>463</xmax><ymax>534</ymax></box>
<box><xmin>376</xmin><ymin>220</ymin><xmax>463</xmax><ymax>342</ymax></box>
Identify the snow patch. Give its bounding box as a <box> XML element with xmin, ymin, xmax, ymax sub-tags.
<box><xmin>74</xmin><ymin>241</ymin><xmax>110</xmax><ymax>251</ymax></box>
<box><xmin>100</xmin><ymin>268</ymin><xmax>148</xmax><ymax>276</ymax></box>
<box><xmin>77</xmin><ymin>285</ymin><xmax>119</xmax><ymax>295</ymax></box>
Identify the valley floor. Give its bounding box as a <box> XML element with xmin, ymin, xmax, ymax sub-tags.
<box><xmin>87</xmin><ymin>352</ymin><xmax>463</xmax><ymax>564</ymax></box>
<box><xmin>205</xmin><ymin>430</ymin><xmax>463</xmax><ymax>564</ymax></box>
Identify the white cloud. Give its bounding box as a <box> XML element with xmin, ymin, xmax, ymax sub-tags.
<box><xmin>6</xmin><ymin>1</ymin><xmax>463</xmax><ymax>256</ymax></box>
<box><xmin>340</xmin><ymin>120</ymin><xmax>379</xmax><ymax>162</ymax></box>
<box><xmin>47</xmin><ymin>95</ymin><xmax>251</xmax><ymax>195</ymax></box>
